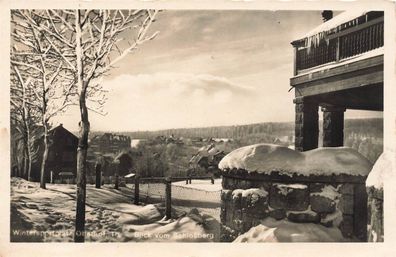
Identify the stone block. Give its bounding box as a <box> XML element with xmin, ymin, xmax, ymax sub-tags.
<box><xmin>295</xmin><ymin>103</ymin><xmax>304</xmax><ymax>112</ymax></box>
<box><xmin>226</xmin><ymin>206</ymin><xmax>234</xmax><ymax>225</ymax></box>
<box><xmin>234</xmin><ymin>209</ymin><xmax>243</xmax><ymax>221</ymax></box>
<box><xmin>310</xmin><ymin>195</ymin><xmax>336</xmax><ymax>213</ymax></box>
<box><xmin>338</xmin><ymin>184</ymin><xmax>354</xmax><ymax>195</ymax></box>
<box><xmin>251</xmin><ymin>181</ymin><xmax>271</xmax><ymax>191</ymax></box>
<box><xmin>339</xmin><ymin>215</ymin><xmax>354</xmax><ymax>238</ymax></box>
<box><xmin>295</xmin><ymin>113</ymin><xmax>303</xmax><ymax>123</ymax></box>
<box><xmin>309</xmin><ymin>183</ymin><xmax>325</xmax><ymax>193</ymax></box>
<box><xmin>222</xmin><ymin>177</ymin><xmax>236</xmax><ymax>190</ymax></box>
<box><xmin>238</xmin><ymin>180</ymin><xmax>254</xmax><ymax>189</ymax></box>
<box><xmin>367</xmin><ymin>194</ymin><xmax>384</xmax><ymax>242</ymax></box>
<box><xmin>231</xmin><ymin>190</ymin><xmax>243</xmax><ymax>209</ymax></box>
<box><xmin>270</xmin><ymin>184</ymin><xmax>309</xmax><ymax>211</ymax></box>
<box><xmin>285</xmin><ymin>185</ymin><xmax>309</xmax><ymax>211</ymax></box>
<box><xmin>221</xmin><ymin>190</ymin><xmax>232</xmax><ymax>201</ymax></box>
<box><xmin>294</xmin><ymin>137</ymin><xmax>304</xmax><ymax>147</ymax></box>
<box><xmin>220</xmin><ymin>207</ymin><xmax>226</xmax><ymax>223</ymax></box>
<box><xmin>220</xmin><ymin>224</ymin><xmax>238</xmax><ymax>242</ymax></box>
<box><xmin>240</xmin><ymin>189</ymin><xmax>268</xmax><ymax>219</ymax></box>
<box><xmin>269</xmin><ymin>184</ymin><xmax>287</xmax><ymax>209</ymax></box>
<box><xmin>233</xmin><ymin>218</ymin><xmax>243</xmax><ymax>232</ymax></box>
<box><xmin>287</xmin><ymin>211</ymin><xmax>320</xmax><ymax>223</ymax></box>
<box><xmin>269</xmin><ymin>209</ymin><xmax>286</xmax><ymax>220</ymax></box>
<box><xmin>338</xmin><ymin>195</ymin><xmax>354</xmax><ymax>215</ymax></box>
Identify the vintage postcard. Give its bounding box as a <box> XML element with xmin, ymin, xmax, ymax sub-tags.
<box><xmin>0</xmin><ymin>0</ymin><xmax>395</xmax><ymax>256</ymax></box>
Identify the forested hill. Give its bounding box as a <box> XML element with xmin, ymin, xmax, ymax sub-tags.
<box><xmin>101</xmin><ymin>118</ymin><xmax>382</xmax><ymax>141</ymax></box>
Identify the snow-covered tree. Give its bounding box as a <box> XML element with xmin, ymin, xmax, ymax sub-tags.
<box><xmin>17</xmin><ymin>9</ymin><xmax>159</xmax><ymax>242</ymax></box>
<box><xmin>11</xmin><ymin>10</ymin><xmax>77</xmax><ymax>188</ymax></box>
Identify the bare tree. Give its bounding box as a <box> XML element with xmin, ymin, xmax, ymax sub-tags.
<box><xmin>10</xmin><ymin>65</ymin><xmax>36</xmax><ymax>180</ymax></box>
<box><xmin>11</xmin><ymin>10</ymin><xmax>77</xmax><ymax>188</ymax></box>
<box><xmin>22</xmin><ymin>9</ymin><xmax>159</xmax><ymax>242</ymax></box>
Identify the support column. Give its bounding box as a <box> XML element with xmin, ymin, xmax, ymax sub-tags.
<box><xmin>322</xmin><ymin>106</ymin><xmax>345</xmax><ymax>147</ymax></box>
<box><xmin>294</xmin><ymin>97</ymin><xmax>319</xmax><ymax>152</ymax></box>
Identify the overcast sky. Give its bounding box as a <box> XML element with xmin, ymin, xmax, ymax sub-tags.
<box><xmin>55</xmin><ymin>10</ymin><xmax>382</xmax><ymax>132</ymax></box>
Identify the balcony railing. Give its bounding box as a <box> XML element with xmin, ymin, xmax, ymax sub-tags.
<box><xmin>292</xmin><ymin>12</ymin><xmax>384</xmax><ymax>75</ymax></box>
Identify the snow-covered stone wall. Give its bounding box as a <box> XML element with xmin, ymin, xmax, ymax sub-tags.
<box><xmin>219</xmin><ymin>144</ymin><xmax>372</xmax><ymax>242</ymax></box>
<box><xmin>366</xmin><ymin>152</ymin><xmax>391</xmax><ymax>242</ymax></box>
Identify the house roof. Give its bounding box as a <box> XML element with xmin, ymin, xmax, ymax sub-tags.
<box><xmin>48</xmin><ymin>124</ymin><xmax>78</xmax><ymax>140</ymax></box>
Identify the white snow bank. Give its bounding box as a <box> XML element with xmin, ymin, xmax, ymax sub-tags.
<box><xmin>274</xmin><ymin>183</ymin><xmax>307</xmax><ymax>196</ymax></box>
<box><xmin>118</xmin><ymin>204</ymin><xmax>162</xmax><ymax>225</ymax></box>
<box><xmin>123</xmin><ymin>216</ymin><xmax>212</xmax><ymax>242</ymax></box>
<box><xmin>366</xmin><ymin>151</ymin><xmax>395</xmax><ymax>189</ymax></box>
<box><xmin>232</xmin><ymin>188</ymin><xmax>268</xmax><ymax>199</ymax></box>
<box><xmin>233</xmin><ymin>217</ymin><xmax>349</xmax><ymax>242</ymax></box>
<box><xmin>311</xmin><ymin>185</ymin><xmax>340</xmax><ymax>200</ymax></box>
<box><xmin>218</xmin><ymin>144</ymin><xmax>372</xmax><ymax>177</ymax></box>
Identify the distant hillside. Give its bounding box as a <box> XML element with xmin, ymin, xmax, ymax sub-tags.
<box><xmin>109</xmin><ymin>118</ymin><xmax>382</xmax><ymax>142</ymax></box>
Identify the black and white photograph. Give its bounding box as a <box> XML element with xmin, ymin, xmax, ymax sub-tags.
<box><xmin>1</xmin><ymin>0</ymin><xmax>396</xmax><ymax>255</ymax></box>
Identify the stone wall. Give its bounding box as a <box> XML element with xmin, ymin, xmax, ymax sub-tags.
<box><xmin>220</xmin><ymin>170</ymin><xmax>368</xmax><ymax>242</ymax></box>
<box><xmin>367</xmin><ymin>186</ymin><xmax>383</xmax><ymax>242</ymax></box>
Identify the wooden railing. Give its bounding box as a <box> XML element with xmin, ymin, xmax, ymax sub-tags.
<box><xmin>293</xmin><ymin>15</ymin><xmax>383</xmax><ymax>75</ymax></box>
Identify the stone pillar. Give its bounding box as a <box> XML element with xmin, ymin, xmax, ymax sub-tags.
<box><xmin>294</xmin><ymin>97</ymin><xmax>319</xmax><ymax>151</ymax></box>
<box><xmin>322</xmin><ymin>106</ymin><xmax>345</xmax><ymax>147</ymax></box>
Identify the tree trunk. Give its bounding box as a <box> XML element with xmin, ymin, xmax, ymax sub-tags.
<box><xmin>74</xmin><ymin>10</ymin><xmax>88</xmax><ymax>242</ymax></box>
<box><xmin>74</xmin><ymin>116</ymin><xmax>89</xmax><ymax>242</ymax></box>
<box><xmin>22</xmin><ymin>129</ymin><xmax>32</xmax><ymax>181</ymax></box>
<box><xmin>22</xmin><ymin>144</ymin><xmax>28</xmax><ymax>178</ymax></box>
<box><xmin>40</xmin><ymin>126</ymin><xmax>49</xmax><ymax>189</ymax></box>
<box><xmin>25</xmin><ymin>126</ymin><xmax>32</xmax><ymax>181</ymax></box>
<box><xmin>22</xmin><ymin>108</ymin><xmax>32</xmax><ymax>181</ymax></box>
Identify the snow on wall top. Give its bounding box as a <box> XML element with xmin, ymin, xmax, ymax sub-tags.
<box><xmin>366</xmin><ymin>152</ymin><xmax>395</xmax><ymax>189</ymax></box>
<box><xmin>299</xmin><ymin>10</ymin><xmax>368</xmax><ymax>40</ymax></box>
<box><xmin>218</xmin><ymin>144</ymin><xmax>372</xmax><ymax>177</ymax></box>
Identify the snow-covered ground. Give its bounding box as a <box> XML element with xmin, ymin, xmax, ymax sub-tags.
<box><xmin>10</xmin><ymin>178</ymin><xmax>219</xmax><ymax>242</ymax></box>
<box><xmin>234</xmin><ymin>217</ymin><xmax>353</xmax><ymax>242</ymax></box>
<box><xmin>172</xmin><ymin>178</ymin><xmax>222</xmax><ymax>192</ymax></box>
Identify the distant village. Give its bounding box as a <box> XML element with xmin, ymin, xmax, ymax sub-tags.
<box><xmin>14</xmin><ymin>124</ymin><xmax>250</xmax><ymax>184</ymax></box>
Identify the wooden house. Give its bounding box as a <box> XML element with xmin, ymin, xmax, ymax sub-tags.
<box><xmin>290</xmin><ymin>10</ymin><xmax>383</xmax><ymax>151</ymax></box>
<box><xmin>31</xmin><ymin>124</ymin><xmax>78</xmax><ymax>182</ymax></box>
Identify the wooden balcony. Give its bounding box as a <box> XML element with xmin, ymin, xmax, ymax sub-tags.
<box><xmin>290</xmin><ymin>11</ymin><xmax>384</xmax><ymax>111</ymax></box>
<box><xmin>291</xmin><ymin>11</ymin><xmax>383</xmax><ymax>76</ymax></box>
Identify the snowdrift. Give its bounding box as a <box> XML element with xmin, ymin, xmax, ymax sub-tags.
<box><xmin>218</xmin><ymin>144</ymin><xmax>372</xmax><ymax>177</ymax></box>
<box><xmin>234</xmin><ymin>217</ymin><xmax>350</xmax><ymax>242</ymax></box>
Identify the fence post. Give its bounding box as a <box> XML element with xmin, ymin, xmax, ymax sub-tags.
<box><xmin>211</xmin><ymin>177</ymin><xmax>214</xmax><ymax>184</ymax></box>
<box><xmin>114</xmin><ymin>160</ymin><xmax>119</xmax><ymax>190</ymax></box>
<box><xmin>134</xmin><ymin>175</ymin><xmax>140</xmax><ymax>205</ymax></box>
<box><xmin>95</xmin><ymin>163</ymin><xmax>102</xmax><ymax>189</ymax></box>
<box><xmin>165</xmin><ymin>177</ymin><xmax>172</xmax><ymax>220</ymax></box>
<box><xmin>50</xmin><ymin>171</ymin><xmax>54</xmax><ymax>184</ymax></box>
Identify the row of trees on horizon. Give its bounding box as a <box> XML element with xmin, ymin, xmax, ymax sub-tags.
<box><xmin>111</xmin><ymin>118</ymin><xmax>383</xmax><ymax>141</ymax></box>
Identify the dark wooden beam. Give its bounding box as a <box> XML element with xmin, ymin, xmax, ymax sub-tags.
<box><xmin>291</xmin><ymin>54</ymin><xmax>383</xmax><ymax>86</ymax></box>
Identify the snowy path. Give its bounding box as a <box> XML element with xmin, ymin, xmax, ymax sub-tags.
<box><xmin>10</xmin><ymin>178</ymin><xmax>220</xmax><ymax>242</ymax></box>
